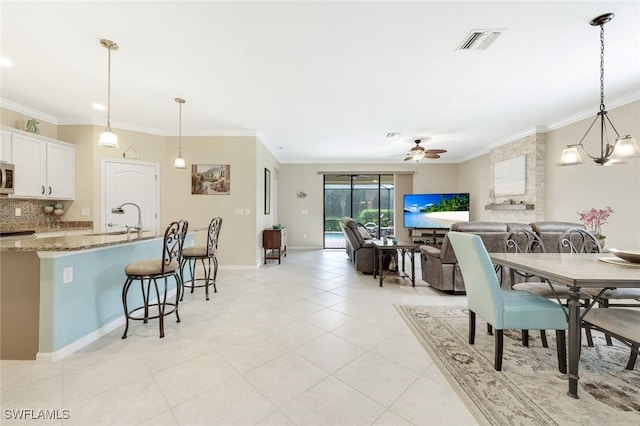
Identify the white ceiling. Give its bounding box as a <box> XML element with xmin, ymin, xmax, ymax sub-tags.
<box><xmin>1</xmin><ymin>1</ymin><xmax>639</xmax><ymax>163</ymax></box>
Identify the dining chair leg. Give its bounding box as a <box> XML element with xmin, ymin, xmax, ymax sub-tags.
<box><xmin>556</xmin><ymin>330</ymin><xmax>567</xmax><ymax>374</ymax></box>
<box><xmin>522</xmin><ymin>330</ymin><xmax>529</xmax><ymax>347</ymax></box>
<box><xmin>469</xmin><ymin>310</ymin><xmax>476</xmax><ymax>345</ymax></box>
<box><xmin>540</xmin><ymin>330</ymin><xmax>548</xmax><ymax>348</ymax></box>
<box><xmin>585</xmin><ymin>328</ymin><xmax>594</xmax><ymax>347</ymax></box>
<box><xmin>495</xmin><ymin>330</ymin><xmax>504</xmax><ymax>371</ymax></box>
<box><xmin>487</xmin><ymin>324</ymin><xmax>493</xmax><ymax>335</ymax></box>
<box><xmin>626</xmin><ymin>344</ymin><xmax>638</xmax><ymax>370</ymax></box>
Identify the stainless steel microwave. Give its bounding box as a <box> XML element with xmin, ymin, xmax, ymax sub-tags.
<box><xmin>0</xmin><ymin>162</ymin><xmax>15</xmax><ymax>195</ymax></box>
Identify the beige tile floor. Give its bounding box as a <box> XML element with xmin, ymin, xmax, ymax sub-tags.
<box><xmin>0</xmin><ymin>249</ymin><xmax>477</xmax><ymax>425</ymax></box>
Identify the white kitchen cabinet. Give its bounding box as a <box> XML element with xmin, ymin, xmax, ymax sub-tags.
<box><xmin>0</xmin><ymin>131</ymin><xmax>12</xmax><ymax>163</ymax></box>
<box><xmin>9</xmin><ymin>130</ymin><xmax>75</xmax><ymax>200</ymax></box>
<box><xmin>11</xmin><ymin>133</ymin><xmax>47</xmax><ymax>197</ymax></box>
<box><xmin>46</xmin><ymin>141</ymin><xmax>75</xmax><ymax>199</ymax></box>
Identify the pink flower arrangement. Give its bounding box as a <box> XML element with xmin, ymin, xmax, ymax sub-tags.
<box><xmin>577</xmin><ymin>206</ymin><xmax>614</xmax><ymax>236</ymax></box>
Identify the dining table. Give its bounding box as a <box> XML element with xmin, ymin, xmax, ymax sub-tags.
<box><xmin>489</xmin><ymin>252</ymin><xmax>640</xmax><ymax>399</ymax></box>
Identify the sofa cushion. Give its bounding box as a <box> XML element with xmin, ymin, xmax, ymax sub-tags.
<box><xmin>530</xmin><ymin>222</ymin><xmax>586</xmax><ymax>253</ymax></box>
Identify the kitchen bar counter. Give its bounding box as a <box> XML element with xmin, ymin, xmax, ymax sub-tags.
<box><xmin>1</xmin><ymin>228</ymin><xmax>198</xmax><ymax>361</ymax></box>
<box><xmin>1</xmin><ymin>229</ymin><xmax>167</xmax><ymax>252</ymax></box>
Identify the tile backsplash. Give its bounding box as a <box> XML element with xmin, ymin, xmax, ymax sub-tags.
<box><xmin>0</xmin><ymin>198</ymin><xmax>71</xmax><ymax>227</ymax></box>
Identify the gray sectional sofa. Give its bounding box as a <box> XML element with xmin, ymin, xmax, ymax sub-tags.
<box><xmin>420</xmin><ymin>221</ymin><xmax>585</xmax><ymax>293</ymax></box>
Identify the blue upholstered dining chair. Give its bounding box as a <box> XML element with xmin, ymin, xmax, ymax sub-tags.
<box><xmin>447</xmin><ymin>231</ymin><xmax>568</xmax><ymax>372</ymax></box>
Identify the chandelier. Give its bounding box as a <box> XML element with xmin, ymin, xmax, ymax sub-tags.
<box><xmin>557</xmin><ymin>13</ymin><xmax>639</xmax><ymax>166</ymax></box>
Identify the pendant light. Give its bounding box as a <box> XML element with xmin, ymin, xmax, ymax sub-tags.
<box><xmin>558</xmin><ymin>13</ymin><xmax>639</xmax><ymax>166</ymax></box>
<box><xmin>98</xmin><ymin>39</ymin><xmax>120</xmax><ymax>148</ymax></box>
<box><xmin>174</xmin><ymin>97</ymin><xmax>187</xmax><ymax>169</ymax></box>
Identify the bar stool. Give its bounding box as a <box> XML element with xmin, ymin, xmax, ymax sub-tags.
<box><xmin>180</xmin><ymin>217</ymin><xmax>222</xmax><ymax>301</ymax></box>
<box><xmin>121</xmin><ymin>221</ymin><xmax>184</xmax><ymax>339</ymax></box>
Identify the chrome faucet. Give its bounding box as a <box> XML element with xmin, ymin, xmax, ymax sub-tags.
<box><xmin>111</xmin><ymin>202</ymin><xmax>143</xmax><ymax>235</ymax></box>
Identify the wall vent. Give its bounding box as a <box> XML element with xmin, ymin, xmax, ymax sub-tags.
<box><xmin>457</xmin><ymin>30</ymin><xmax>502</xmax><ymax>50</ymax></box>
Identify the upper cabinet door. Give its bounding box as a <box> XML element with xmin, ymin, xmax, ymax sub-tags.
<box><xmin>0</xmin><ymin>131</ymin><xmax>12</xmax><ymax>163</ymax></box>
<box><xmin>46</xmin><ymin>141</ymin><xmax>75</xmax><ymax>200</ymax></box>
<box><xmin>11</xmin><ymin>133</ymin><xmax>47</xmax><ymax>198</ymax></box>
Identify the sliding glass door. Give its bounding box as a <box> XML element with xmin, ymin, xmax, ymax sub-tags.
<box><xmin>323</xmin><ymin>174</ymin><xmax>394</xmax><ymax>249</ymax></box>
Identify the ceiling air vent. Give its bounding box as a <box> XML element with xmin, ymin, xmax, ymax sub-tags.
<box><xmin>457</xmin><ymin>30</ymin><xmax>502</xmax><ymax>50</ymax></box>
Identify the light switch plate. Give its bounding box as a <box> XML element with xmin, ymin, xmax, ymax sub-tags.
<box><xmin>81</xmin><ymin>208</ymin><xmax>90</xmax><ymax>216</ymax></box>
<box><xmin>15</xmin><ymin>208</ymin><xmax>21</xmax><ymax>216</ymax></box>
<box><xmin>63</xmin><ymin>267</ymin><xmax>73</xmax><ymax>284</ymax></box>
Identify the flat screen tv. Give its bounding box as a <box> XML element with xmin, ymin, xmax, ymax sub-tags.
<box><xmin>403</xmin><ymin>193</ymin><xmax>470</xmax><ymax>229</ymax></box>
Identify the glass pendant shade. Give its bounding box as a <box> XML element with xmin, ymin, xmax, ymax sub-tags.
<box><xmin>98</xmin><ymin>129</ymin><xmax>119</xmax><ymax>148</ymax></box>
<box><xmin>612</xmin><ymin>135</ymin><xmax>640</xmax><ymax>159</ymax></box>
<box><xmin>557</xmin><ymin>146</ymin><xmax>585</xmax><ymax>166</ymax></box>
<box><xmin>174</xmin><ymin>155</ymin><xmax>186</xmax><ymax>169</ymax></box>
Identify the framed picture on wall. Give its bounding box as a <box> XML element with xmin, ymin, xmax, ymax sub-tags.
<box><xmin>494</xmin><ymin>155</ymin><xmax>526</xmax><ymax>196</ymax></box>
<box><xmin>264</xmin><ymin>168</ymin><xmax>271</xmax><ymax>214</ymax></box>
<box><xmin>191</xmin><ymin>164</ymin><xmax>230</xmax><ymax>195</ymax></box>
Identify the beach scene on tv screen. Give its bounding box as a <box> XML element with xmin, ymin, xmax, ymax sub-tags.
<box><xmin>404</xmin><ymin>193</ymin><xmax>470</xmax><ymax>228</ymax></box>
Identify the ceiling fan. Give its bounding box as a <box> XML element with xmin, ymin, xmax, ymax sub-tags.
<box><xmin>404</xmin><ymin>139</ymin><xmax>447</xmax><ymax>162</ymax></box>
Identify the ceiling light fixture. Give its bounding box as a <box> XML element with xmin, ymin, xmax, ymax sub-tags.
<box><xmin>97</xmin><ymin>39</ymin><xmax>119</xmax><ymax>148</ymax></box>
<box><xmin>403</xmin><ymin>140</ymin><xmax>447</xmax><ymax>162</ymax></box>
<box><xmin>558</xmin><ymin>13</ymin><xmax>639</xmax><ymax>166</ymax></box>
<box><xmin>174</xmin><ymin>97</ymin><xmax>187</xmax><ymax>169</ymax></box>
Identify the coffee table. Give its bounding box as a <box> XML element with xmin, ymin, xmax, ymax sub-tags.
<box><xmin>372</xmin><ymin>239</ymin><xmax>420</xmax><ymax>287</ymax></box>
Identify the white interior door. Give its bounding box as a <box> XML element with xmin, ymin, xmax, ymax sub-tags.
<box><xmin>102</xmin><ymin>159</ymin><xmax>159</xmax><ymax>232</ymax></box>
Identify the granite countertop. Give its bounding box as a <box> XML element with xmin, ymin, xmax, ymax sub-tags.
<box><xmin>1</xmin><ymin>229</ymin><xmax>165</xmax><ymax>252</ymax></box>
<box><xmin>2</xmin><ymin>221</ymin><xmax>94</xmax><ymax>234</ymax></box>
<box><xmin>0</xmin><ymin>227</ymin><xmax>205</xmax><ymax>252</ymax></box>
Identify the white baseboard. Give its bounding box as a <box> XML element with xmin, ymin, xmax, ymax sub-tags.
<box><xmin>36</xmin><ymin>316</ymin><xmax>125</xmax><ymax>362</ymax></box>
<box><xmin>36</xmin><ymin>288</ymin><xmax>178</xmax><ymax>362</ymax></box>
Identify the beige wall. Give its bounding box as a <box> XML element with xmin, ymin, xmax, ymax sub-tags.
<box><xmin>163</xmin><ymin>135</ymin><xmax>260</xmax><ymax>267</ymax></box>
<box><xmin>256</xmin><ymin>139</ymin><xmax>281</xmax><ymax>263</ymax></box>
<box><xmin>458</xmin><ymin>154</ymin><xmax>492</xmax><ymax>221</ymax></box>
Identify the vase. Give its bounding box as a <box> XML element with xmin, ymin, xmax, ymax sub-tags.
<box><xmin>598</xmin><ymin>236</ymin><xmax>606</xmax><ymax>249</ymax></box>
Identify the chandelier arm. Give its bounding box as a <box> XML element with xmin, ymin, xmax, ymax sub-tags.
<box><xmin>575</xmin><ymin>115</ymin><xmax>600</xmax><ymax>153</ymax></box>
<box><xmin>602</xmin><ymin>112</ymin><xmax>622</xmax><ymax>138</ymax></box>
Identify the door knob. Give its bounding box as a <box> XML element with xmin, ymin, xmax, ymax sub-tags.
<box><xmin>107</xmin><ymin>223</ymin><xmax>118</xmax><ymax>227</ymax></box>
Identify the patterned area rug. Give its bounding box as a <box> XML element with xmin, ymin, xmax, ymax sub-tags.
<box><xmin>396</xmin><ymin>305</ymin><xmax>640</xmax><ymax>426</ymax></box>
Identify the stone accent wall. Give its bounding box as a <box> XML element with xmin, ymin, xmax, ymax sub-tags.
<box><xmin>488</xmin><ymin>132</ymin><xmax>545</xmax><ymax>223</ymax></box>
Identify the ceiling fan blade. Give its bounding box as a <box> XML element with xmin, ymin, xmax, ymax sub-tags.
<box><xmin>403</xmin><ymin>156</ymin><xmax>413</xmax><ymax>162</ymax></box>
<box><xmin>424</xmin><ymin>153</ymin><xmax>441</xmax><ymax>159</ymax></box>
<box><xmin>425</xmin><ymin>149</ymin><xmax>447</xmax><ymax>154</ymax></box>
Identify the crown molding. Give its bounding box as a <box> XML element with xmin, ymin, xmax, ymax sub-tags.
<box><xmin>540</xmin><ymin>89</ymin><xmax>640</xmax><ymax>133</ymax></box>
<box><xmin>0</xmin><ymin>98</ymin><xmax>58</xmax><ymax>124</ymax></box>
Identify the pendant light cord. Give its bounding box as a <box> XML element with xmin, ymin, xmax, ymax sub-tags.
<box><xmin>178</xmin><ymin>101</ymin><xmax>182</xmax><ymax>155</ymax></box>
<box><xmin>599</xmin><ymin>23</ymin><xmax>605</xmax><ymax>112</ymax></box>
<box><xmin>107</xmin><ymin>45</ymin><xmax>112</xmax><ymax>130</ymax></box>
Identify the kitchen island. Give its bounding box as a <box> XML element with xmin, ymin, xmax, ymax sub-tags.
<box><xmin>1</xmin><ymin>229</ymin><xmax>195</xmax><ymax>361</ymax></box>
